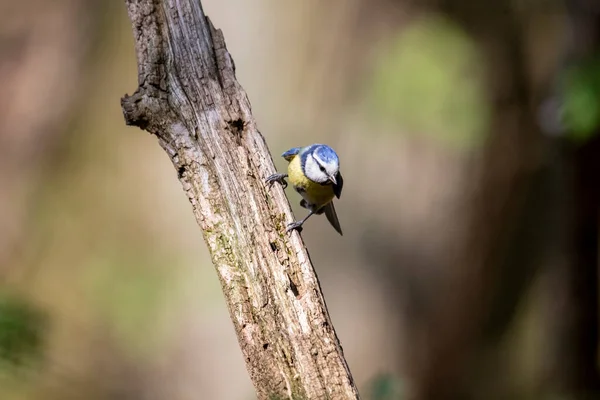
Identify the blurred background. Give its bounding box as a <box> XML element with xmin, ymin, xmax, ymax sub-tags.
<box><xmin>1</xmin><ymin>0</ymin><xmax>599</xmax><ymax>399</ymax></box>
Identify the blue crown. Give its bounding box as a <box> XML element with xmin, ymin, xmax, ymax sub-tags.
<box><xmin>313</xmin><ymin>144</ymin><xmax>339</xmax><ymax>164</ymax></box>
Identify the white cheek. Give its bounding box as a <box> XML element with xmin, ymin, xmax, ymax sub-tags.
<box><xmin>305</xmin><ymin>157</ymin><xmax>328</xmax><ymax>182</ymax></box>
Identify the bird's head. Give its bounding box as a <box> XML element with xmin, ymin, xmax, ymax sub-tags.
<box><xmin>304</xmin><ymin>144</ymin><xmax>340</xmax><ymax>185</ymax></box>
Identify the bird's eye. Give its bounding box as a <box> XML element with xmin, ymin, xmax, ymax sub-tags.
<box><xmin>319</xmin><ymin>166</ymin><xmax>325</xmax><ymax>172</ymax></box>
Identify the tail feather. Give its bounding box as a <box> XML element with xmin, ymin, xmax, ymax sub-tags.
<box><xmin>323</xmin><ymin>202</ymin><xmax>343</xmax><ymax>236</ymax></box>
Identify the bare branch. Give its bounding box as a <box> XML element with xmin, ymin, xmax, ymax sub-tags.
<box><xmin>121</xmin><ymin>1</ymin><xmax>359</xmax><ymax>399</ymax></box>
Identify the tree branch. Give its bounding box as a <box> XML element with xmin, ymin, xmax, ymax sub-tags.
<box><xmin>121</xmin><ymin>1</ymin><xmax>359</xmax><ymax>399</ymax></box>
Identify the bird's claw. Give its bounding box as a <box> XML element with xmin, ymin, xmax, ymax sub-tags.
<box><xmin>265</xmin><ymin>173</ymin><xmax>288</xmax><ymax>189</ymax></box>
<box><xmin>286</xmin><ymin>221</ymin><xmax>303</xmax><ymax>234</ymax></box>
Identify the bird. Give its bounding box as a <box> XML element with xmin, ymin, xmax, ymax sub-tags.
<box><xmin>266</xmin><ymin>144</ymin><xmax>343</xmax><ymax>235</ymax></box>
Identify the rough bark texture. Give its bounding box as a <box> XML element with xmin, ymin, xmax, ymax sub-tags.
<box><xmin>120</xmin><ymin>1</ymin><xmax>359</xmax><ymax>399</ymax></box>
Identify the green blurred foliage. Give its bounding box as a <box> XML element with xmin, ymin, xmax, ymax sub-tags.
<box><xmin>562</xmin><ymin>57</ymin><xmax>600</xmax><ymax>142</ymax></box>
<box><xmin>84</xmin><ymin>251</ymin><xmax>175</xmax><ymax>357</ymax></box>
<box><xmin>0</xmin><ymin>294</ymin><xmax>47</xmax><ymax>371</ymax></box>
<box><xmin>367</xmin><ymin>373</ymin><xmax>405</xmax><ymax>400</ymax></box>
<box><xmin>370</xmin><ymin>15</ymin><xmax>490</xmax><ymax>150</ymax></box>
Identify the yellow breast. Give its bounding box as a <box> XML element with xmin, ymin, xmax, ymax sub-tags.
<box><xmin>287</xmin><ymin>155</ymin><xmax>335</xmax><ymax>207</ymax></box>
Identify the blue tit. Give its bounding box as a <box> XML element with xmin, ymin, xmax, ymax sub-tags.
<box><xmin>266</xmin><ymin>144</ymin><xmax>344</xmax><ymax>235</ymax></box>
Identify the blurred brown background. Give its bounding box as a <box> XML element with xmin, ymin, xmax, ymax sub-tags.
<box><xmin>0</xmin><ymin>0</ymin><xmax>599</xmax><ymax>399</ymax></box>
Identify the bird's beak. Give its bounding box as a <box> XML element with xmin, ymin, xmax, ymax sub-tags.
<box><xmin>328</xmin><ymin>174</ymin><xmax>337</xmax><ymax>185</ymax></box>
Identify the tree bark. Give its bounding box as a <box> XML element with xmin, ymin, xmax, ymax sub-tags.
<box><xmin>120</xmin><ymin>1</ymin><xmax>359</xmax><ymax>399</ymax></box>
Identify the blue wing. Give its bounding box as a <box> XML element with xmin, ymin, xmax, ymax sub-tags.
<box><xmin>282</xmin><ymin>147</ymin><xmax>302</xmax><ymax>162</ymax></box>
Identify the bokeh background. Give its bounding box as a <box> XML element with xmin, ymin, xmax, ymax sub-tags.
<box><xmin>1</xmin><ymin>0</ymin><xmax>599</xmax><ymax>399</ymax></box>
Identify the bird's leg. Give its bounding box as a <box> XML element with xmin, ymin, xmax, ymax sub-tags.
<box><xmin>265</xmin><ymin>173</ymin><xmax>288</xmax><ymax>189</ymax></box>
<box><xmin>286</xmin><ymin>210</ymin><xmax>316</xmax><ymax>234</ymax></box>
